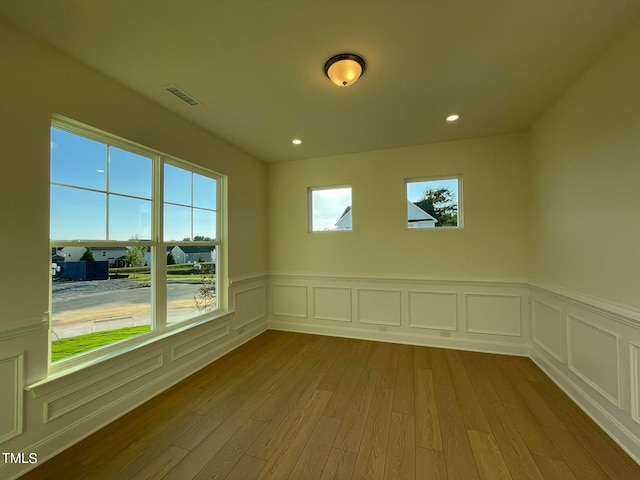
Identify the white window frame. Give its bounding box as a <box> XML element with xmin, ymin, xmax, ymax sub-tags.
<box><xmin>405</xmin><ymin>175</ymin><xmax>463</xmax><ymax>230</ymax></box>
<box><xmin>308</xmin><ymin>185</ymin><xmax>353</xmax><ymax>233</ymax></box>
<box><xmin>49</xmin><ymin>115</ymin><xmax>227</xmax><ymax>374</ymax></box>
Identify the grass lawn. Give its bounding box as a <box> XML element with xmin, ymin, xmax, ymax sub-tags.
<box><xmin>112</xmin><ymin>263</ymin><xmax>216</xmax><ymax>285</ymax></box>
<box><xmin>129</xmin><ymin>273</ymin><xmax>207</xmax><ymax>284</ymax></box>
<box><xmin>52</xmin><ymin>326</ymin><xmax>151</xmax><ymax>362</ymax></box>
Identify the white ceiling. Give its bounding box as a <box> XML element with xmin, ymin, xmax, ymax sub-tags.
<box><xmin>1</xmin><ymin>1</ymin><xmax>639</xmax><ymax>163</ymax></box>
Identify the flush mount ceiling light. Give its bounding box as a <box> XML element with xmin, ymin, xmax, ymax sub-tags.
<box><xmin>324</xmin><ymin>53</ymin><xmax>366</xmax><ymax>87</ymax></box>
<box><xmin>292</xmin><ymin>138</ymin><xmax>303</xmax><ymax>145</ymax></box>
<box><xmin>446</xmin><ymin>114</ymin><xmax>460</xmax><ymax>122</ymax></box>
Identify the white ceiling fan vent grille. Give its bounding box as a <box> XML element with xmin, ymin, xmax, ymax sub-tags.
<box><xmin>163</xmin><ymin>84</ymin><xmax>201</xmax><ymax>106</ymax></box>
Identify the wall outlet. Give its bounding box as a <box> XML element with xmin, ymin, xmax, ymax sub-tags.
<box><xmin>439</xmin><ymin>331</ymin><xmax>451</xmax><ymax>337</ymax></box>
<box><xmin>378</xmin><ymin>325</ymin><xmax>388</xmax><ymax>331</ymax></box>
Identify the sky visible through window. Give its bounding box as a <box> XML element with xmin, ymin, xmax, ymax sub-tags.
<box><xmin>406</xmin><ymin>178</ymin><xmax>459</xmax><ymax>202</ymax></box>
<box><xmin>50</xmin><ymin>128</ymin><xmax>217</xmax><ymax>242</ymax></box>
<box><xmin>164</xmin><ymin>164</ymin><xmax>217</xmax><ymax>242</ymax></box>
<box><xmin>311</xmin><ymin>187</ymin><xmax>352</xmax><ymax>231</ymax></box>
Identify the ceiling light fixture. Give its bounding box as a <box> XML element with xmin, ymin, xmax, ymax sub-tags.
<box><xmin>446</xmin><ymin>114</ymin><xmax>460</xmax><ymax>122</ymax></box>
<box><xmin>292</xmin><ymin>139</ymin><xmax>303</xmax><ymax>145</ymax></box>
<box><xmin>324</xmin><ymin>53</ymin><xmax>366</xmax><ymax>87</ymax></box>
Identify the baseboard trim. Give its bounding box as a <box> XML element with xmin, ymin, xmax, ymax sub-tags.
<box><xmin>269</xmin><ymin>320</ymin><xmax>529</xmax><ymax>356</ymax></box>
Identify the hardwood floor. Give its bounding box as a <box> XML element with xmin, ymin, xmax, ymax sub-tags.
<box><xmin>21</xmin><ymin>331</ymin><xmax>640</xmax><ymax>479</ymax></box>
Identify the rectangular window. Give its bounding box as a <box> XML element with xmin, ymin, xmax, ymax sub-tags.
<box><xmin>309</xmin><ymin>186</ymin><xmax>352</xmax><ymax>232</ymax></box>
<box><xmin>406</xmin><ymin>176</ymin><xmax>462</xmax><ymax>228</ymax></box>
<box><xmin>50</xmin><ymin>117</ymin><xmax>224</xmax><ymax>367</ymax></box>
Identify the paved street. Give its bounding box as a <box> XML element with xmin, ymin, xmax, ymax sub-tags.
<box><xmin>51</xmin><ymin>281</ymin><xmax>211</xmax><ymax>339</ymax></box>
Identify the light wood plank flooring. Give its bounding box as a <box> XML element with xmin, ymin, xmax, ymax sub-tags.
<box><xmin>21</xmin><ymin>331</ymin><xmax>640</xmax><ymax>479</ymax></box>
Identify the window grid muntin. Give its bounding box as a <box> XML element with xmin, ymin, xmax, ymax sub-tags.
<box><xmin>163</xmin><ymin>161</ymin><xmax>219</xmax><ymax>242</ymax></box>
<box><xmin>49</xmin><ymin>117</ymin><xmax>223</xmax><ymax>370</ymax></box>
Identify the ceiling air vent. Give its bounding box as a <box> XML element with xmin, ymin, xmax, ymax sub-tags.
<box><xmin>163</xmin><ymin>84</ymin><xmax>201</xmax><ymax>106</ymax></box>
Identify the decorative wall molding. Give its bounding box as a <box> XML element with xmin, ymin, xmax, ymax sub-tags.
<box><xmin>631</xmin><ymin>343</ymin><xmax>640</xmax><ymax>426</ymax></box>
<box><xmin>272</xmin><ymin>284</ymin><xmax>308</xmax><ymax>318</ymax></box>
<box><xmin>232</xmin><ymin>284</ymin><xmax>267</xmax><ymax>329</ymax></box>
<box><xmin>0</xmin><ymin>314</ymin><xmax>48</xmax><ymax>341</ymax></box>
<box><xmin>269</xmin><ymin>271</ymin><xmax>527</xmax><ymax>289</ymax></box>
<box><xmin>531</xmin><ymin>298</ymin><xmax>565</xmax><ymax>362</ymax></box>
<box><xmin>529</xmin><ymin>282</ymin><xmax>640</xmax><ymax>327</ymax></box>
<box><xmin>171</xmin><ymin>322</ymin><xmax>230</xmax><ymax>361</ymax></box>
<box><xmin>44</xmin><ymin>353</ymin><xmax>164</xmax><ymax>422</ymax></box>
<box><xmin>268</xmin><ymin>274</ymin><xmax>529</xmax><ymax>356</ymax></box>
<box><xmin>566</xmin><ymin>314</ymin><xmax>621</xmax><ymax>408</ymax></box>
<box><xmin>407</xmin><ymin>290</ymin><xmax>457</xmax><ymax>331</ymax></box>
<box><xmin>271</xmin><ymin>320</ymin><xmax>529</xmax><ymax>356</ymax></box>
<box><xmin>0</xmin><ymin>353</ymin><xmax>23</xmax><ymax>443</ymax></box>
<box><xmin>312</xmin><ymin>286</ymin><xmax>352</xmax><ymax>322</ymax></box>
<box><xmin>229</xmin><ymin>273</ymin><xmax>268</xmax><ymax>286</ymax></box>
<box><xmin>465</xmin><ymin>293</ymin><xmax>522</xmax><ymax>336</ymax></box>
<box><xmin>356</xmin><ymin>288</ymin><xmax>402</xmax><ymax>326</ymax></box>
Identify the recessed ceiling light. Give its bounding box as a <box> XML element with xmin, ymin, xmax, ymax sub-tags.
<box><xmin>446</xmin><ymin>114</ymin><xmax>460</xmax><ymax>122</ymax></box>
<box><xmin>292</xmin><ymin>139</ymin><xmax>303</xmax><ymax>145</ymax></box>
<box><xmin>96</xmin><ymin>169</ymin><xmax>105</xmax><ymax>173</ymax></box>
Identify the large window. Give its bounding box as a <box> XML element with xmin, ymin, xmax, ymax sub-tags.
<box><xmin>309</xmin><ymin>186</ymin><xmax>352</xmax><ymax>232</ymax></box>
<box><xmin>406</xmin><ymin>176</ymin><xmax>462</xmax><ymax>229</ymax></box>
<box><xmin>50</xmin><ymin>117</ymin><xmax>224</xmax><ymax>366</ymax></box>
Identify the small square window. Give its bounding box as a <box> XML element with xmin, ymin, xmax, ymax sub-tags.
<box><xmin>406</xmin><ymin>176</ymin><xmax>461</xmax><ymax>228</ymax></box>
<box><xmin>309</xmin><ymin>186</ymin><xmax>352</xmax><ymax>232</ymax></box>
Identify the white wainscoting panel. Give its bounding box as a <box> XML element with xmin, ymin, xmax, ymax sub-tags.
<box><xmin>465</xmin><ymin>293</ymin><xmax>522</xmax><ymax>336</ymax></box>
<box><xmin>312</xmin><ymin>286</ymin><xmax>352</xmax><ymax>322</ymax></box>
<box><xmin>0</xmin><ymin>353</ymin><xmax>23</xmax><ymax>443</ymax></box>
<box><xmin>44</xmin><ymin>353</ymin><xmax>164</xmax><ymax>422</ymax></box>
<box><xmin>357</xmin><ymin>288</ymin><xmax>401</xmax><ymax>326</ymax></box>
<box><xmin>567</xmin><ymin>315</ymin><xmax>620</xmax><ymax>407</ymax></box>
<box><xmin>532</xmin><ymin>298</ymin><xmax>565</xmax><ymax>362</ymax></box>
<box><xmin>272</xmin><ymin>284</ymin><xmax>308</xmax><ymax>318</ymax></box>
<box><xmin>631</xmin><ymin>343</ymin><xmax>640</xmax><ymax>426</ymax></box>
<box><xmin>233</xmin><ymin>285</ymin><xmax>266</xmax><ymax>329</ymax></box>
<box><xmin>408</xmin><ymin>291</ymin><xmax>457</xmax><ymax>331</ymax></box>
<box><xmin>171</xmin><ymin>322</ymin><xmax>230</xmax><ymax>361</ymax></box>
<box><xmin>269</xmin><ymin>275</ymin><xmax>528</xmax><ymax>354</ymax></box>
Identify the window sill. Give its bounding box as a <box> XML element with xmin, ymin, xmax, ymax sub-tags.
<box><xmin>405</xmin><ymin>225</ymin><xmax>464</xmax><ymax>231</ymax></box>
<box><xmin>26</xmin><ymin>309</ymin><xmax>234</xmax><ymax>399</ymax></box>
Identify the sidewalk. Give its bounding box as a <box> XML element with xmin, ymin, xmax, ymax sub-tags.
<box><xmin>50</xmin><ymin>309</ymin><xmax>203</xmax><ymax>340</ymax></box>
<box><xmin>50</xmin><ymin>314</ymin><xmax>152</xmax><ymax>340</ymax></box>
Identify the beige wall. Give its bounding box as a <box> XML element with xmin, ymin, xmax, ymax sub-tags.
<box><xmin>0</xmin><ymin>18</ymin><xmax>267</xmax><ymax>328</ymax></box>
<box><xmin>528</xmin><ymin>19</ymin><xmax>640</xmax><ymax>310</ymax></box>
<box><xmin>268</xmin><ymin>134</ymin><xmax>529</xmax><ymax>280</ymax></box>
